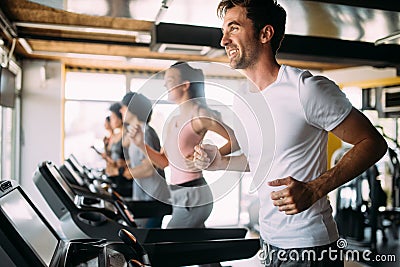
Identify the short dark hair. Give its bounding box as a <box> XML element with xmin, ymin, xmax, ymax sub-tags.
<box><xmin>126</xmin><ymin>92</ymin><xmax>153</xmax><ymax>123</ymax></box>
<box><xmin>109</xmin><ymin>102</ymin><xmax>122</xmax><ymax>120</ymax></box>
<box><xmin>217</xmin><ymin>0</ymin><xmax>286</xmax><ymax>55</ymax></box>
<box><xmin>121</xmin><ymin>91</ymin><xmax>135</xmax><ymax>107</ymax></box>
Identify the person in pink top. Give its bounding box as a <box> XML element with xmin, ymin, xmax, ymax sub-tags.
<box><xmin>129</xmin><ymin>61</ymin><xmax>239</xmax><ymax>228</ymax></box>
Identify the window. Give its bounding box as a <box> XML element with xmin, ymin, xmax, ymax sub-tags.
<box><xmin>0</xmin><ymin>104</ymin><xmax>18</xmax><ymax>181</ymax></box>
<box><xmin>64</xmin><ymin>72</ymin><xmax>126</xmax><ymax>168</ymax></box>
<box><xmin>65</xmin><ymin>72</ymin><xmax>125</xmax><ymax>101</ymax></box>
<box><xmin>0</xmin><ymin>62</ymin><xmax>20</xmax><ymax>183</ymax></box>
<box><xmin>1</xmin><ymin>108</ymin><xmax>12</xmax><ymax>179</ymax></box>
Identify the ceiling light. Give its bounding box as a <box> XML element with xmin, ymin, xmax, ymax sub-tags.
<box><xmin>15</xmin><ymin>22</ymin><xmax>150</xmax><ymax>43</ymax></box>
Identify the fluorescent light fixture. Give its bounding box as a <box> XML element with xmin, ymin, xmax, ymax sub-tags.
<box><xmin>20</xmin><ymin>38</ymin><xmax>127</xmax><ymax>61</ymax></box>
<box><xmin>157</xmin><ymin>43</ymin><xmax>211</xmax><ymax>55</ymax></box>
<box><xmin>136</xmin><ymin>33</ymin><xmax>152</xmax><ymax>44</ymax></box>
<box><xmin>15</xmin><ymin>22</ymin><xmax>151</xmax><ymax>43</ymax></box>
<box><xmin>51</xmin><ymin>52</ymin><xmax>127</xmax><ymax>61</ymax></box>
<box><xmin>18</xmin><ymin>45</ymin><xmax>127</xmax><ymax>61</ymax></box>
<box><xmin>152</xmin><ymin>43</ymin><xmax>225</xmax><ymax>58</ymax></box>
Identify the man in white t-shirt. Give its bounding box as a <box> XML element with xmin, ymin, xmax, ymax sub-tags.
<box><xmin>193</xmin><ymin>0</ymin><xmax>387</xmax><ymax>266</ymax></box>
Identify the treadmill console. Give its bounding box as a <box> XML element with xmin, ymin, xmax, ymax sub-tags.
<box><xmin>33</xmin><ymin>161</ymin><xmax>121</xmax><ymax>221</ymax></box>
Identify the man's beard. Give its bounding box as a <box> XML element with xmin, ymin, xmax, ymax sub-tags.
<box><xmin>230</xmin><ymin>43</ymin><xmax>260</xmax><ymax>70</ymax></box>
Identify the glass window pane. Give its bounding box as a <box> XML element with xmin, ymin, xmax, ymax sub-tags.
<box><xmin>1</xmin><ymin>107</ymin><xmax>13</xmax><ymax>180</ymax></box>
<box><xmin>65</xmin><ymin>72</ymin><xmax>126</xmax><ymax>101</ymax></box>
<box><xmin>342</xmin><ymin>86</ymin><xmax>362</xmax><ymax>110</ymax></box>
<box><xmin>130</xmin><ymin>77</ymin><xmax>166</xmax><ymax>101</ymax></box>
<box><xmin>130</xmin><ymin>78</ymin><xmax>149</xmax><ymax>93</ymax></box>
<box><xmin>64</xmin><ymin>101</ymin><xmax>112</xmax><ymax>169</ymax></box>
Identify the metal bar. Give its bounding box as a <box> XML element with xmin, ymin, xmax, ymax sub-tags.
<box><xmin>0</xmin><ymin>8</ymin><xmax>17</xmax><ymax>39</ymax></box>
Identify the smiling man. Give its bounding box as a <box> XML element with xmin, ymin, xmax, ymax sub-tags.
<box><xmin>193</xmin><ymin>0</ymin><xmax>387</xmax><ymax>266</ymax></box>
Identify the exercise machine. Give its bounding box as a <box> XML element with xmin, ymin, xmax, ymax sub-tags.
<box><xmin>60</xmin><ymin>155</ymin><xmax>173</xmax><ymax>220</ymax></box>
<box><xmin>33</xmin><ymin>161</ymin><xmax>250</xmax><ymax>244</ymax></box>
<box><xmin>0</xmin><ymin>180</ymin><xmax>260</xmax><ymax>266</ymax></box>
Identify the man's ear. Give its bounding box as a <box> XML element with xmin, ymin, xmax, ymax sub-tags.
<box><xmin>260</xmin><ymin>25</ymin><xmax>274</xmax><ymax>44</ymax></box>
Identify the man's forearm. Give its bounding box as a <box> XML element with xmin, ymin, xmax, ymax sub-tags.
<box><xmin>309</xmin><ymin>137</ymin><xmax>387</xmax><ymax>200</ymax></box>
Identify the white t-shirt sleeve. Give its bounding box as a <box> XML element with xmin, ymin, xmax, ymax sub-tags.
<box><xmin>299</xmin><ymin>72</ymin><xmax>353</xmax><ymax>131</ymax></box>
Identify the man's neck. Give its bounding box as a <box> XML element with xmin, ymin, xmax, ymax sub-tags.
<box><xmin>243</xmin><ymin>58</ymin><xmax>281</xmax><ymax>91</ymax></box>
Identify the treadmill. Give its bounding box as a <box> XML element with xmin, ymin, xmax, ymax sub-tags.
<box><xmin>33</xmin><ymin>161</ymin><xmax>250</xmax><ymax>244</ymax></box>
<box><xmin>0</xmin><ymin>180</ymin><xmax>260</xmax><ymax>267</ymax></box>
<box><xmin>59</xmin><ymin>155</ymin><xmax>172</xmax><ymax>220</ymax></box>
<box><xmin>0</xmin><ymin>180</ymin><xmax>149</xmax><ymax>267</ymax></box>
<box><xmin>60</xmin><ymin>154</ymin><xmax>113</xmax><ymax>195</ymax></box>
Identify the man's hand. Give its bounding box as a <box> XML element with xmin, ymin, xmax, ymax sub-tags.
<box><xmin>269</xmin><ymin>177</ymin><xmax>319</xmax><ymax>215</ymax></box>
<box><xmin>193</xmin><ymin>143</ymin><xmax>221</xmax><ymax>171</ymax></box>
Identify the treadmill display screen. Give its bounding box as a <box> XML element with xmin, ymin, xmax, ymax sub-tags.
<box><xmin>0</xmin><ymin>189</ymin><xmax>59</xmax><ymax>266</ymax></box>
<box><xmin>64</xmin><ymin>162</ymin><xmax>85</xmax><ymax>186</ymax></box>
<box><xmin>48</xmin><ymin>163</ymin><xmax>76</xmax><ymax>202</ymax></box>
<box><xmin>69</xmin><ymin>154</ymin><xmax>85</xmax><ymax>174</ymax></box>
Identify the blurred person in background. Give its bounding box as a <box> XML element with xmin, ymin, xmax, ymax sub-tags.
<box><xmin>120</xmin><ymin>92</ymin><xmax>170</xmax><ymax>228</ymax></box>
<box><xmin>102</xmin><ymin>102</ymin><xmax>131</xmax><ymax>197</ymax></box>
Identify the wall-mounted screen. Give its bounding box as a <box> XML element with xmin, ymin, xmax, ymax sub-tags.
<box><xmin>0</xmin><ymin>66</ymin><xmax>16</xmax><ymax>108</ymax></box>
